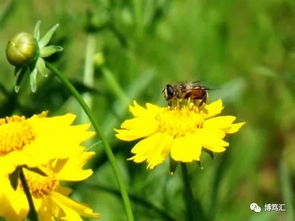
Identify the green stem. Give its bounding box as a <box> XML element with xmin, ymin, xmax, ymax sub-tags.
<box><xmin>181</xmin><ymin>163</ymin><xmax>200</xmax><ymax>221</ymax></box>
<box><xmin>47</xmin><ymin>63</ymin><xmax>134</xmax><ymax>221</ymax></box>
<box><xmin>19</xmin><ymin>167</ymin><xmax>38</xmax><ymax>221</ymax></box>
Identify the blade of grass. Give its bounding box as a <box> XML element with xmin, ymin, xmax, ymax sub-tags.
<box><xmin>181</xmin><ymin>163</ymin><xmax>206</xmax><ymax>221</ymax></box>
<box><xmin>132</xmin><ymin>0</ymin><xmax>143</xmax><ymax>36</ymax></box>
<box><xmin>209</xmin><ymin>153</ymin><xmax>229</xmax><ymax>221</ymax></box>
<box><xmin>80</xmin><ymin>34</ymin><xmax>96</xmax><ymax>123</ymax></box>
<box><xmin>102</xmin><ymin>67</ymin><xmax>130</xmax><ymax>106</ymax></box>
<box><xmin>279</xmin><ymin>160</ymin><xmax>294</xmax><ymax>221</ymax></box>
<box><xmin>0</xmin><ymin>0</ymin><xmax>17</xmax><ymax>27</ymax></box>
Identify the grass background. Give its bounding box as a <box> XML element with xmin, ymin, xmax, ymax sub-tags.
<box><xmin>0</xmin><ymin>0</ymin><xmax>294</xmax><ymax>220</ymax></box>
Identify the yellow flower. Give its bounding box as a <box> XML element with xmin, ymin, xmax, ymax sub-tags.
<box><xmin>0</xmin><ymin>112</ymin><xmax>93</xmax><ymax>175</ymax></box>
<box><xmin>116</xmin><ymin>100</ymin><xmax>245</xmax><ymax>169</ymax></box>
<box><xmin>0</xmin><ymin>148</ymin><xmax>100</xmax><ymax>220</ymax></box>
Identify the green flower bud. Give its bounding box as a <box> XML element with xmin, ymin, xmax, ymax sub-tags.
<box><xmin>6</xmin><ymin>32</ymin><xmax>39</xmax><ymax>66</ymax></box>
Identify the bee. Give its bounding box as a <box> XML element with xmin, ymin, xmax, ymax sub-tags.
<box><xmin>162</xmin><ymin>81</ymin><xmax>208</xmax><ymax>107</ymax></box>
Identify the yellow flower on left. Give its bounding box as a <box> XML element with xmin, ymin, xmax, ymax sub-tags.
<box><xmin>0</xmin><ymin>111</ymin><xmax>93</xmax><ymax>175</ymax></box>
<box><xmin>0</xmin><ymin>112</ymin><xmax>100</xmax><ymax>220</ymax></box>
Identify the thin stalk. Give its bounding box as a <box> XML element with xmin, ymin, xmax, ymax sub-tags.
<box><xmin>181</xmin><ymin>163</ymin><xmax>202</xmax><ymax>221</ymax></box>
<box><xmin>46</xmin><ymin>63</ymin><xmax>134</xmax><ymax>221</ymax></box>
<box><xmin>83</xmin><ymin>34</ymin><xmax>95</xmax><ymax>104</ymax></box>
<box><xmin>279</xmin><ymin>160</ymin><xmax>294</xmax><ymax>221</ymax></box>
<box><xmin>209</xmin><ymin>153</ymin><xmax>229</xmax><ymax>221</ymax></box>
<box><xmin>132</xmin><ymin>0</ymin><xmax>143</xmax><ymax>35</ymax></box>
<box><xmin>19</xmin><ymin>167</ymin><xmax>38</xmax><ymax>221</ymax></box>
<box><xmin>81</xmin><ymin>34</ymin><xmax>96</xmax><ymax>122</ymax></box>
<box><xmin>102</xmin><ymin>67</ymin><xmax>129</xmax><ymax>106</ymax></box>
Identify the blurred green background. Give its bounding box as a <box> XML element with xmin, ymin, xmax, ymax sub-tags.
<box><xmin>0</xmin><ymin>0</ymin><xmax>294</xmax><ymax>220</ymax></box>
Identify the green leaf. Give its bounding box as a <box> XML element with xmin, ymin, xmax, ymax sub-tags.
<box><xmin>196</xmin><ymin>161</ymin><xmax>204</xmax><ymax>169</ymax></box>
<box><xmin>169</xmin><ymin>158</ymin><xmax>178</xmax><ymax>174</ymax></box>
<box><xmin>203</xmin><ymin>149</ymin><xmax>214</xmax><ymax>158</ymax></box>
<box><xmin>29</xmin><ymin>68</ymin><xmax>38</xmax><ymax>93</ymax></box>
<box><xmin>39</xmin><ymin>24</ymin><xmax>59</xmax><ymax>48</ymax></box>
<box><xmin>40</xmin><ymin>45</ymin><xmax>63</xmax><ymax>58</ymax></box>
<box><xmin>36</xmin><ymin>58</ymin><xmax>48</xmax><ymax>77</ymax></box>
<box><xmin>23</xmin><ymin>166</ymin><xmax>47</xmax><ymax>177</ymax></box>
<box><xmin>15</xmin><ymin>67</ymin><xmax>27</xmax><ymax>93</ymax></box>
<box><xmin>33</xmin><ymin>20</ymin><xmax>41</xmax><ymax>40</ymax></box>
<box><xmin>14</xmin><ymin>66</ymin><xmax>21</xmax><ymax>76</ymax></box>
<box><xmin>8</xmin><ymin>167</ymin><xmax>20</xmax><ymax>190</ymax></box>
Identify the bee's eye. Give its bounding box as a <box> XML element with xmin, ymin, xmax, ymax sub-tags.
<box><xmin>167</xmin><ymin>85</ymin><xmax>174</xmax><ymax>95</ymax></box>
<box><xmin>163</xmin><ymin>84</ymin><xmax>174</xmax><ymax>99</ymax></box>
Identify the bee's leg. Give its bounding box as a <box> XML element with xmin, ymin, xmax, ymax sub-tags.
<box><xmin>187</xmin><ymin>97</ymin><xmax>194</xmax><ymax>110</ymax></box>
<box><xmin>193</xmin><ymin>99</ymin><xmax>199</xmax><ymax>107</ymax></box>
<box><xmin>198</xmin><ymin>100</ymin><xmax>204</xmax><ymax>108</ymax></box>
<box><xmin>204</xmin><ymin>92</ymin><xmax>208</xmax><ymax>103</ymax></box>
<box><xmin>176</xmin><ymin>99</ymin><xmax>180</xmax><ymax>108</ymax></box>
<box><xmin>198</xmin><ymin>92</ymin><xmax>207</xmax><ymax>108</ymax></box>
<box><xmin>168</xmin><ymin>99</ymin><xmax>172</xmax><ymax>108</ymax></box>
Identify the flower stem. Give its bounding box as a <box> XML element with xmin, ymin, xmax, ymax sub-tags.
<box><xmin>46</xmin><ymin>63</ymin><xmax>134</xmax><ymax>221</ymax></box>
<box><xmin>181</xmin><ymin>163</ymin><xmax>200</xmax><ymax>221</ymax></box>
<box><xmin>19</xmin><ymin>167</ymin><xmax>38</xmax><ymax>221</ymax></box>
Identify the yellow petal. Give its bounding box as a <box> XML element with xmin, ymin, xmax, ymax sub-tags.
<box><xmin>200</xmin><ymin>129</ymin><xmax>229</xmax><ymax>153</ymax></box>
<box><xmin>146</xmin><ymin>102</ymin><xmax>161</xmax><ymax>112</ymax></box>
<box><xmin>129</xmin><ymin>133</ymin><xmax>162</xmax><ymax>163</ymax></box>
<box><xmin>52</xmin><ymin>191</ymin><xmax>100</xmax><ymax>219</ymax></box>
<box><xmin>203</xmin><ymin>99</ymin><xmax>223</xmax><ymax>118</ymax></box>
<box><xmin>146</xmin><ymin>133</ymin><xmax>173</xmax><ymax>169</ymax></box>
<box><xmin>37</xmin><ymin>197</ymin><xmax>59</xmax><ymax>221</ymax></box>
<box><xmin>170</xmin><ymin>134</ymin><xmax>202</xmax><ymax>162</ymax></box>
<box><xmin>129</xmin><ymin>100</ymin><xmax>147</xmax><ymax>117</ymax></box>
<box><xmin>226</xmin><ymin>122</ymin><xmax>245</xmax><ymax>134</ymax></box>
<box><xmin>56</xmin><ymin>151</ymin><xmax>95</xmax><ymax>181</ymax></box>
<box><xmin>29</xmin><ymin>113</ymin><xmax>76</xmax><ymax>128</ymax></box>
<box><xmin>121</xmin><ymin>117</ymin><xmax>158</xmax><ymax>131</ymax></box>
<box><xmin>56</xmin><ymin>185</ymin><xmax>73</xmax><ymax>196</ymax></box>
<box><xmin>0</xmin><ymin>194</ymin><xmax>24</xmax><ymax>221</ymax></box>
<box><xmin>115</xmin><ymin>127</ymin><xmax>156</xmax><ymax>141</ymax></box>
<box><xmin>204</xmin><ymin>116</ymin><xmax>236</xmax><ymax>129</ymax></box>
<box><xmin>129</xmin><ymin>133</ymin><xmax>172</xmax><ymax>169</ymax></box>
<box><xmin>0</xmin><ymin>176</ymin><xmax>28</xmax><ymax>218</ymax></box>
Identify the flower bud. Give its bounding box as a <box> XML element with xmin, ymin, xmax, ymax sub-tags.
<box><xmin>6</xmin><ymin>32</ymin><xmax>39</xmax><ymax>66</ymax></box>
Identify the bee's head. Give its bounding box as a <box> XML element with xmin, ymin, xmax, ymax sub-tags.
<box><xmin>162</xmin><ymin>84</ymin><xmax>174</xmax><ymax>100</ymax></box>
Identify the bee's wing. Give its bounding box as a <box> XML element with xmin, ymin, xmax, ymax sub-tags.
<box><xmin>192</xmin><ymin>80</ymin><xmax>204</xmax><ymax>84</ymax></box>
<box><xmin>204</xmin><ymin>86</ymin><xmax>219</xmax><ymax>91</ymax></box>
<box><xmin>191</xmin><ymin>81</ymin><xmax>218</xmax><ymax>91</ymax></box>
